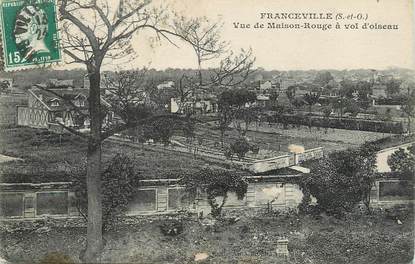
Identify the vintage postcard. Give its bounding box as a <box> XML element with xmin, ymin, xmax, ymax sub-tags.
<box><xmin>0</xmin><ymin>0</ymin><xmax>414</xmax><ymax>263</ymax></box>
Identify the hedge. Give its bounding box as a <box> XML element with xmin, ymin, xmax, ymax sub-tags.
<box><xmin>268</xmin><ymin>114</ymin><xmax>405</xmax><ymax>133</ymax></box>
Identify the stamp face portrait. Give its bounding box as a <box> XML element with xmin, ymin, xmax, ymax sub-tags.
<box><xmin>0</xmin><ymin>0</ymin><xmax>61</xmax><ymax>71</ymax></box>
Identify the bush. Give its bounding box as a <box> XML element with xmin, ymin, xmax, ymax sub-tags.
<box><xmin>301</xmin><ymin>144</ymin><xmax>378</xmax><ymax>215</ymax></box>
<box><xmin>159</xmin><ymin>219</ymin><xmax>184</xmax><ymax>236</ymax></box>
<box><xmin>387</xmin><ymin>146</ymin><xmax>415</xmax><ymax>180</ymax></box>
<box><xmin>182</xmin><ymin>168</ymin><xmax>248</xmax><ymax>218</ymax></box>
<box><xmin>273</xmin><ymin>114</ymin><xmax>405</xmax><ymax>133</ymax></box>
<box><xmin>71</xmin><ymin>153</ymin><xmax>140</xmax><ymax>231</ymax></box>
<box><xmin>230</xmin><ymin>137</ymin><xmax>251</xmax><ymax>160</ymax></box>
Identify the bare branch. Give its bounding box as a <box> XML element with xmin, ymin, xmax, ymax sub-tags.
<box><xmin>55</xmin><ymin>122</ymin><xmax>89</xmax><ymax>140</ymax></box>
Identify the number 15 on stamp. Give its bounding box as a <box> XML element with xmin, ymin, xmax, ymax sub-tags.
<box><xmin>0</xmin><ymin>0</ymin><xmax>61</xmax><ymax>71</ymax></box>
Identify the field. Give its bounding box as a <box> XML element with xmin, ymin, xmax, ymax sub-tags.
<box><xmin>173</xmin><ymin>121</ymin><xmax>392</xmax><ymax>159</ymax></box>
<box><xmin>0</xmin><ymin>127</ymin><xmax>224</xmax><ymax>182</ymax></box>
<box><xmin>0</xmin><ymin>210</ymin><xmax>413</xmax><ymax>264</ymax></box>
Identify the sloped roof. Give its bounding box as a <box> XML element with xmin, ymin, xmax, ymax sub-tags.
<box><xmin>30</xmin><ymin>85</ymin><xmax>110</xmax><ymax>111</ymax></box>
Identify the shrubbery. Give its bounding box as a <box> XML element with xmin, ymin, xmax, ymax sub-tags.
<box><xmin>387</xmin><ymin>144</ymin><xmax>415</xmax><ymax>180</ymax></box>
<box><xmin>159</xmin><ymin>219</ymin><xmax>184</xmax><ymax>236</ymax></box>
<box><xmin>224</xmin><ymin>137</ymin><xmax>259</xmax><ymax>160</ymax></box>
<box><xmin>181</xmin><ymin>167</ymin><xmax>248</xmax><ymax>218</ymax></box>
<box><xmin>71</xmin><ymin>153</ymin><xmax>140</xmax><ymax>231</ymax></box>
<box><xmin>300</xmin><ymin>143</ymin><xmax>379</xmax><ymax>215</ymax></box>
<box><xmin>269</xmin><ymin>114</ymin><xmax>405</xmax><ymax>133</ymax></box>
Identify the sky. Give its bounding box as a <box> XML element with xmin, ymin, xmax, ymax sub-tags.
<box><xmin>61</xmin><ymin>0</ymin><xmax>415</xmax><ymax>71</ymax></box>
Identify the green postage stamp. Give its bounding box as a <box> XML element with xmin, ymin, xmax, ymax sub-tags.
<box><xmin>0</xmin><ymin>0</ymin><xmax>61</xmax><ymax>71</ymax></box>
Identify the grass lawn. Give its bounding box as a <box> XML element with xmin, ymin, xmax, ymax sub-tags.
<box><xmin>0</xmin><ymin>127</ymin><xmax>225</xmax><ymax>183</ymax></box>
<box><xmin>0</xmin><ymin>211</ymin><xmax>413</xmax><ymax>264</ymax></box>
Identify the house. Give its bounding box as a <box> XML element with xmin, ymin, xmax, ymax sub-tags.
<box><xmin>255</xmin><ymin>94</ymin><xmax>270</xmax><ymax>108</ymax></box>
<box><xmin>170</xmin><ymin>93</ymin><xmax>218</xmax><ymax>114</ymax></box>
<box><xmin>258</xmin><ymin>80</ymin><xmax>280</xmax><ymax>94</ymax></box>
<box><xmin>17</xmin><ymin>85</ymin><xmax>112</xmax><ymax>129</ymax></box>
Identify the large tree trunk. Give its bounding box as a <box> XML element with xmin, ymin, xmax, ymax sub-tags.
<box><xmin>197</xmin><ymin>56</ymin><xmax>203</xmax><ymax>87</ymax></box>
<box><xmin>84</xmin><ymin>69</ymin><xmax>104</xmax><ymax>263</ymax></box>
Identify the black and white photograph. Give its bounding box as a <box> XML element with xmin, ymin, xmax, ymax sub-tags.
<box><xmin>0</xmin><ymin>0</ymin><xmax>414</xmax><ymax>263</ymax></box>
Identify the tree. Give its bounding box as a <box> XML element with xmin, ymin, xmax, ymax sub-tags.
<box><xmin>229</xmin><ymin>137</ymin><xmax>251</xmax><ymax>160</ymax></box>
<box><xmin>217</xmin><ymin>88</ymin><xmax>256</xmax><ymax>144</ymax></box>
<box><xmin>211</xmin><ymin>48</ymin><xmax>255</xmax><ymax>87</ymax></box>
<box><xmin>339</xmin><ymin>79</ymin><xmax>356</xmax><ymax>99</ymax></box>
<box><xmin>387</xmin><ymin>145</ymin><xmax>415</xmax><ymax>180</ymax></box>
<box><xmin>55</xmin><ymin>1</ymin><xmax>255</xmax><ymax>260</ymax></box>
<box><xmin>385</xmin><ymin>79</ymin><xmax>402</xmax><ymax>97</ymax></box>
<box><xmin>291</xmin><ymin>97</ymin><xmax>305</xmax><ymax>110</ymax></box>
<box><xmin>303</xmin><ymin>92</ymin><xmax>320</xmax><ymax>114</ymax></box>
<box><xmin>322</xmin><ymin>105</ymin><xmax>332</xmax><ymax>134</ymax></box>
<box><xmin>57</xmin><ymin>1</ymin><xmax>217</xmax><ymax>261</ymax></box>
<box><xmin>144</xmin><ymin>117</ymin><xmax>188</xmax><ymax>146</ymax></box>
<box><xmin>286</xmin><ymin>85</ymin><xmax>296</xmax><ymax>101</ymax></box>
<box><xmin>344</xmin><ymin>100</ymin><xmax>360</xmax><ymax>118</ymax></box>
<box><xmin>314</xmin><ymin>71</ymin><xmax>334</xmax><ymax>87</ymax></box>
<box><xmin>233</xmin><ymin>106</ymin><xmax>261</xmax><ymax>136</ymax></box>
<box><xmin>173</xmin><ymin>16</ymin><xmax>228</xmax><ymax>86</ymax></box>
<box><xmin>332</xmin><ymin>97</ymin><xmax>352</xmax><ymax>118</ymax></box>
<box><xmin>269</xmin><ymin>90</ymin><xmax>279</xmax><ymax>107</ymax></box>
<box><xmin>401</xmin><ymin>88</ymin><xmax>415</xmax><ymax>134</ymax></box>
<box><xmin>302</xmin><ymin>143</ymin><xmax>379</xmax><ymax>214</ymax></box>
<box><xmin>356</xmin><ymin>80</ymin><xmax>372</xmax><ymax>110</ymax></box>
<box><xmin>70</xmin><ymin>154</ymin><xmax>139</xmax><ymax>233</ymax></box>
<box><xmin>182</xmin><ymin>167</ymin><xmax>248</xmax><ymax>218</ymax></box>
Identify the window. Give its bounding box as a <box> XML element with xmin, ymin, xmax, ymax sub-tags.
<box><xmin>36</xmin><ymin>192</ymin><xmax>69</xmax><ymax>216</ymax></box>
<box><xmin>127</xmin><ymin>189</ymin><xmax>157</xmax><ymax>212</ymax></box>
<box><xmin>379</xmin><ymin>181</ymin><xmax>414</xmax><ymax>201</ymax></box>
<box><xmin>0</xmin><ymin>193</ymin><xmax>24</xmax><ymax>217</ymax></box>
<box><xmin>168</xmin><ymin>188</ymin><xmax>194</xmax><ymax>210</ymax></box>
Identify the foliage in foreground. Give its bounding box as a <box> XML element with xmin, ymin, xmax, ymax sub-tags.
<box><xmin>181</xmin><ymin>167</ymin><xmax>248</xmax><ymax>218</ymax></box>
<box><xmin>300</xmin><ymin>143</ymin><xmax>379</xmax><ymax>214</ymax></box>
<box><xmin>387</xmin><ymin>144</ymin><xmax>415</xmax><ymax>180</ymax></box>
<box><xmin>70</xmin><ymin>153</ymin><xmax>140</xmax><ymax>231</ymax></box>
